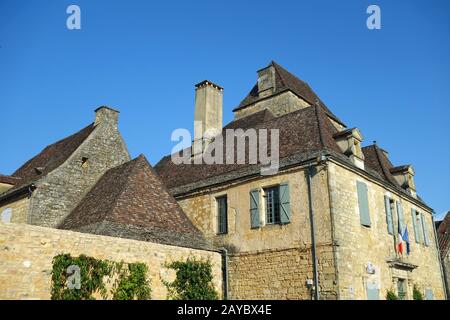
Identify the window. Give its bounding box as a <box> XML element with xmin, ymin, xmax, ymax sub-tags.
<box><xmin>216</xmin><ymin>196</ymin><xmax>228</xmax><ymax>235</ymax></box>
<box><xmin>384</xmin><ymin>196</ymin><xmax>394</xmax><ymax>234</ymax></box>
<box><xmin>397</xmin><ymin>279</ymin><xmax>407</xmax><ymax>300</ymax></box>
<box><xmin>1</xmin><ymin>208</ymin><xmax>12</xmax><ymax>223</ymax></box>
<box><xmin>264</xmin><ymin>186</ymin><xmax>281</xmax><ymax>224</ymax></box>
<box><xmin>356</xmin><ymin>181</ymin><xmax>371</xmax><ymax>227</ymax></box>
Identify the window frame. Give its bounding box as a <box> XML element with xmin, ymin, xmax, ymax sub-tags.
<box><xmin>264</xmin><ymin>185</ymin><xmax>281</xmax><ymax>225</ymax></box>
<box><xmin>216</xmin><ymin>195</ymin><xmax>228</xmax><ymax>235</ymax></box>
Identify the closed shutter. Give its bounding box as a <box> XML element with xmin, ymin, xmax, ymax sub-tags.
<box><xmin>396</xmin><ymin>201</ymin><xmax>405</xmax><ymax>232</ymax></box>
<box><xmin>279</xmin><ymin>183</ymin><xmax>291</xmax><ymax>224</ymax></box>
<box><xmin>366</xmin><ymin>282</ymin><xmax>379</xmax><ymax>300</ymax></box>
<box><xmin>425</xmin><ymin>289</ymin><xmax>434</xmax><ymax>300</ymax></box>
<box><xmin>250</xmin><ymin>189</ymin><xmax>260</xmax><ymax>229</ymax></box>
<box><xmin>421</xmin><ymin>212</ymin><xmax>430</xmax><ymax>246</ymax></box>
<box><xmin>384</xmin><ymin>196</ymin><xmax>393</xmax><ymax>234</ymax></box>
<box><xmin>356</xmin><ymin>181</ymin><xmax>371</xmax><ymax>227</ymax></box>
<box><xmin>411</xmin><ymin>209</ymin><xmax>420</xmax><ymax>244</ymax></box>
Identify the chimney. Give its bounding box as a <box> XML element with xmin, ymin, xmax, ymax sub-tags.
<box><xmin>94</xmin><ymin>106</ymin><xmax>119</xmax><ymax>126</ymax></box>
<box><xmin>257</xmin><ymin>64</ymin><xmax>276</xmax><ymax>98</ymax></box>
<box><xmin>193</xmin><ymin>80</ymin><xmax>223</xmax><ymax>153</ymax></box>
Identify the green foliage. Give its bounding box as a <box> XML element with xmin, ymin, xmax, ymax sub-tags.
<box><xmin>386</xmin><ymin>289</ymin><xmax>399</xmax><ymax>300</ymax></box>
<box><xmin>51</xmin><ymin>253</ymin><xmax>151</xmax><ymax>300</ymax></box>
<box><xmin>113</xmin><ymin>263</ymin><xmax>151</xmax><ymax>300</ymax></box>
<box><xmin>413</xmin><ymin>285</ymin><xmax>424</xmax><ymax>300</ymax></box>
<box><xmin>164</xmin><ymin>258</ymin><xmax>219</xmax><ymax>300</ymax></box>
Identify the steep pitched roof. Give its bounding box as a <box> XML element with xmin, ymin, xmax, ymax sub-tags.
<box><xmin>437</xmin><ymin>212</ymin><xmax>450</xmax><ymax>258</ymax></box>
<box><xmin>0</xmin><ymin>124</ymin><xmax>95</xmax><ymax>198</ymax></box>
<box><xmin>155</xmin><ymin>105</ymin><xmax>342</xmax><ymax>191</ymax></box>
<box><xmin>60</xmin><ymin>155</ymin><xmax>211</xmax><ymax>250</ymax></box>
<box><xmin>362</xmin><ymin>144</ymin><xmax>399</xmax><ymax>186</ymax></box>
<box><xmin>233</xmin><ymin>61</ymin><xmax>344</xmax><ymax>126</ymax></box>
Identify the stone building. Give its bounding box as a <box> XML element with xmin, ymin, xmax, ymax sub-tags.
<box><xmin>0</xmin><ymin>107</ymin><xmax>212</xmax><ymax>251</ymax></box>
<box><xmin>155</xmin><ymin>61</ymin><xmax>447</xmax><ymax>300</ymax></box>
<box><xmin>436</xmin><ymin>212</ymin><xmax>450</xmax><ymax>297</ymax></box>
<box><xmin>0</xmin><ymin>62</ymin><xmax>446</xmax><ymax>300</ymax></box>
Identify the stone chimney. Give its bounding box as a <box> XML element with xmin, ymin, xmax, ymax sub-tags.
<box><xmin>193</xmin><ymin>80</ymin><xmax>223</xmax><ymax>153</ymax></box>
<box><xmin>94</xmin><ymin>106</ymin><xmax>119</xmax><ymax>127</ymax></box>
<box><xmin>257</xmin><ymin>64</ymin><xmax>276</xmax><ymax>98</ymax></box>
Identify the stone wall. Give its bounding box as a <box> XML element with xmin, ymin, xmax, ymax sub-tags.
<box><xmin>29</xmin><ymin>109</ymin><xmax>130</xmax><ymax>228</ymax></box>
<box><xmin>0</xmin><ymin>196</ymin><xmax>29</xmax><ymax>224</ymax></box>
<box><xmin>234</xmin><ymin>91</ymin><xmax>310</xmax><ymax>120</ymax></box>
<box><xmin>328</xmin><ymin>161</ymin><xmax>446</xmax><ymax>300</ymax></box>
<box><xmin>178</xmin><ymin>165</ymin><xmax>339</xmax><ymax>299</ymax></box>
<box><xmin>228</xmin><ymin>245</ymin><xmax>337</xmax><ymax>300</ymax></box>
<box><xmin>0</xmin><ymin>222</ymin><xmax>222</xmax><ymax>300</ymax></box>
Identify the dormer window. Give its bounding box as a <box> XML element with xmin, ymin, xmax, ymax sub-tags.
<box><xmin>333</xmin><ymin>128</ymin><xmax>365</xmax><ymax>169</ymax></box>
<box><xmin>390</xmin><ymin>165</ymin><xmax>416</xmax><ymax>198</ymax></box>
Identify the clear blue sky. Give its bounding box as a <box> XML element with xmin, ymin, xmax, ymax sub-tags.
<box><xmin>1</xmin><ymin>0</ymin><xmax>449</xmax><ymax>220</ymax></box>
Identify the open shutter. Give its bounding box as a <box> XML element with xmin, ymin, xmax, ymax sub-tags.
<box><xmin>421</xmin><ymin>212</ymin><xmax>430</xmax><ymax>246</ymax></box>
<box><xmin>250</xmin><ymin>189</ymin><xmax>260</xmax><ymax>229</ymax></box>
<box><xmin>356</xmin><ymin>181</ymin><xmax>371</xmax><ymax>227</ymax></box>
<box><xmin>411</xmin><ymin>209</ymin><xmax>420</xmax><ymax>244</ymax></box>
<box><xmin>384</xmin><ymin>196</ymin><xmax>393</xmax><ymax>234</ymax></box>
<box><xmin>279</xmin><ymin>183</ymin><xmax>291</xmax><ymax>224</ymax></box>
<box><xmin>396</xmin><ymin>201</ymin><xmax>405</xmax><ymax>232</ymax></box>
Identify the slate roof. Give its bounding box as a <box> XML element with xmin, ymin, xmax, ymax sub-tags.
<box><xmin>59</xmin><ymin>155</ymin><xmax>211</xmax><ymax>250</ymax></box>
<box><xmin>155</xmin><ymin>63</ymin><xmax>431</xmax><ymax>211</ymax></box>
<box><xmin>0</xmin><ymin>174</ymin><xmax>21</xmax><ymax>185</ymax></box>
<box><xmin>362</xmin><ymin>144</ymin><xmax>399</xmax><ymax>186</ymax></box>
<box><xmin>155</xmin><ymin>104</ymin><xmax>342</xmax><ymax>191</ymax></box>
<box><xmin>437</xmin><ymin>212</ymin><xmax>450</xmax><ymax>258</ymax></box>
<box><xmin>0</xmin><ymin>123</ymin><xmax>95</xmax><ymax>199</ymax></box>
<box><xmin>234</xmin><ymin>61</ymin><xmax>345</xmax><ymax>126</ymax></box>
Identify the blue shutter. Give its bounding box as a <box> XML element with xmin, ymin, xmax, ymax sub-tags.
<box><xmin>411</xmin><ymin>209</ymin><xmax>420</xmax><ymax>244</ymax></box>
<box><xmin>366</xmin><ymin>282</ymin><xmax>379</xmax><ymax>300</ymax></box>
<box><xmin>421</xmin><ymin>212</ymin><xmax>430</xmax><ymax>246</ymax></box>
<box><xmin>356</xmin><ymin>181</ymin><xmax>371</xmax><ymax>227</ymax></box>
<box><xmin>425</xmin><ymin>289</ymin><xmax>433</xmax><ymax>300</ymax></box>
<box><xmin>396</xmin><ymin>201</ymin><xmax>405</xmax><ymax>232</ymax></box>
<box><xmin>279</xmin><ymin>183</ymin><xmax>291</xmax><ymax>224</ymax></box>
<box><xmin>384</xmin><ymin>196</ymin><xmax>393</xmax><ymax>235</ymax></box>
<box><xmin>250</xmin><ymin>189</ymin><xmax>260</xmax><ymax>229</ymax></box>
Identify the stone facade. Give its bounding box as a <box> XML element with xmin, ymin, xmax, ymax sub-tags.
<box><xmin>29</xmin><ymin>108</ymin><xmax>130</xmax><ymax>227</ymax></box>
<box><xmin>327</xmin><ymin>161</ymin><xmax>445</xmax><ymax>300</ymax></box>
<box><xmin>0</xmin><ymin>196</ymin><xmax>29</xmax><ymax>224</ymax></box>
<box><xmin>178</xmin><ymin>166</ymin><xmax>339</xmax><ymax>299</ymax></box>
<box><xmin>0</xmin><ymin>222</ymin><xmax>222</xmax><ymax>300</ymax></box>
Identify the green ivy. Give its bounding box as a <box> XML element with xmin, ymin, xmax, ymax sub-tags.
<box><xmin>164</xmin><ymin>258</ymin><xmax>219</xmax><ymax>300</ymax></box>
<box><xmin>386</xmin><ymin>289</ymin><xmax>399</xmax><ymax>300</ymax></box>
<box><xmin>413</xmin><ymin>285</ymin><xmax>424</xmax><ymax>300</ymax></box>
<box><xmin>51</xmin><ymin>254</ymin><xmax>151</xmax><ymax>300</ymax></box>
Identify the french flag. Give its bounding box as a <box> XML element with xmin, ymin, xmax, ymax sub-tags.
<box><xmin>397</xmin><ymin>220</ymin><xmax>404</xmax><ymax>254</ymax></box>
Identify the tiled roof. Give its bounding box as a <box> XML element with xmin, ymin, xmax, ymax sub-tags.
<box><xmin>155</xmin><ymin>104</ymin><xmax>342</xmax><ymax>191</ymax></box>
<box><xmin>0</xmin><ymin>174</ymin><xmax>21</xmax><ymax>185</ymax></box>
<box><xmin>362</xmin><ymin>144</ymin><xmax>399</xmax><ymax>186</ymax></box>
<box><xmin>60</xmin><ymin>155</ymin><xmax>211</xmax><ymax>250</ymax></box>
<box><xmin>233</xmin><ymin>61</ymin><xmax>344</xmax><ymax>126</ymax></box>
<box><xmin>0</xmin><ymin>124</ymin><xmax>95</xmax><ymax>199</ymax></box>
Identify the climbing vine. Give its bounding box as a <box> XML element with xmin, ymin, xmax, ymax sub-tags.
<box><xmin>164</xmin><ymin>257</ymin><xmax>219</xmax><ymax>300</ymax></box>
<box><xmin>413</xmin><ymin>285</ymin><xmax>424</xmax><ymax>300</ymax></box>
<box><xmin>51</xmin><ymin>254</ymin><xmax>151</xmax><ymax>300</ymax></box>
